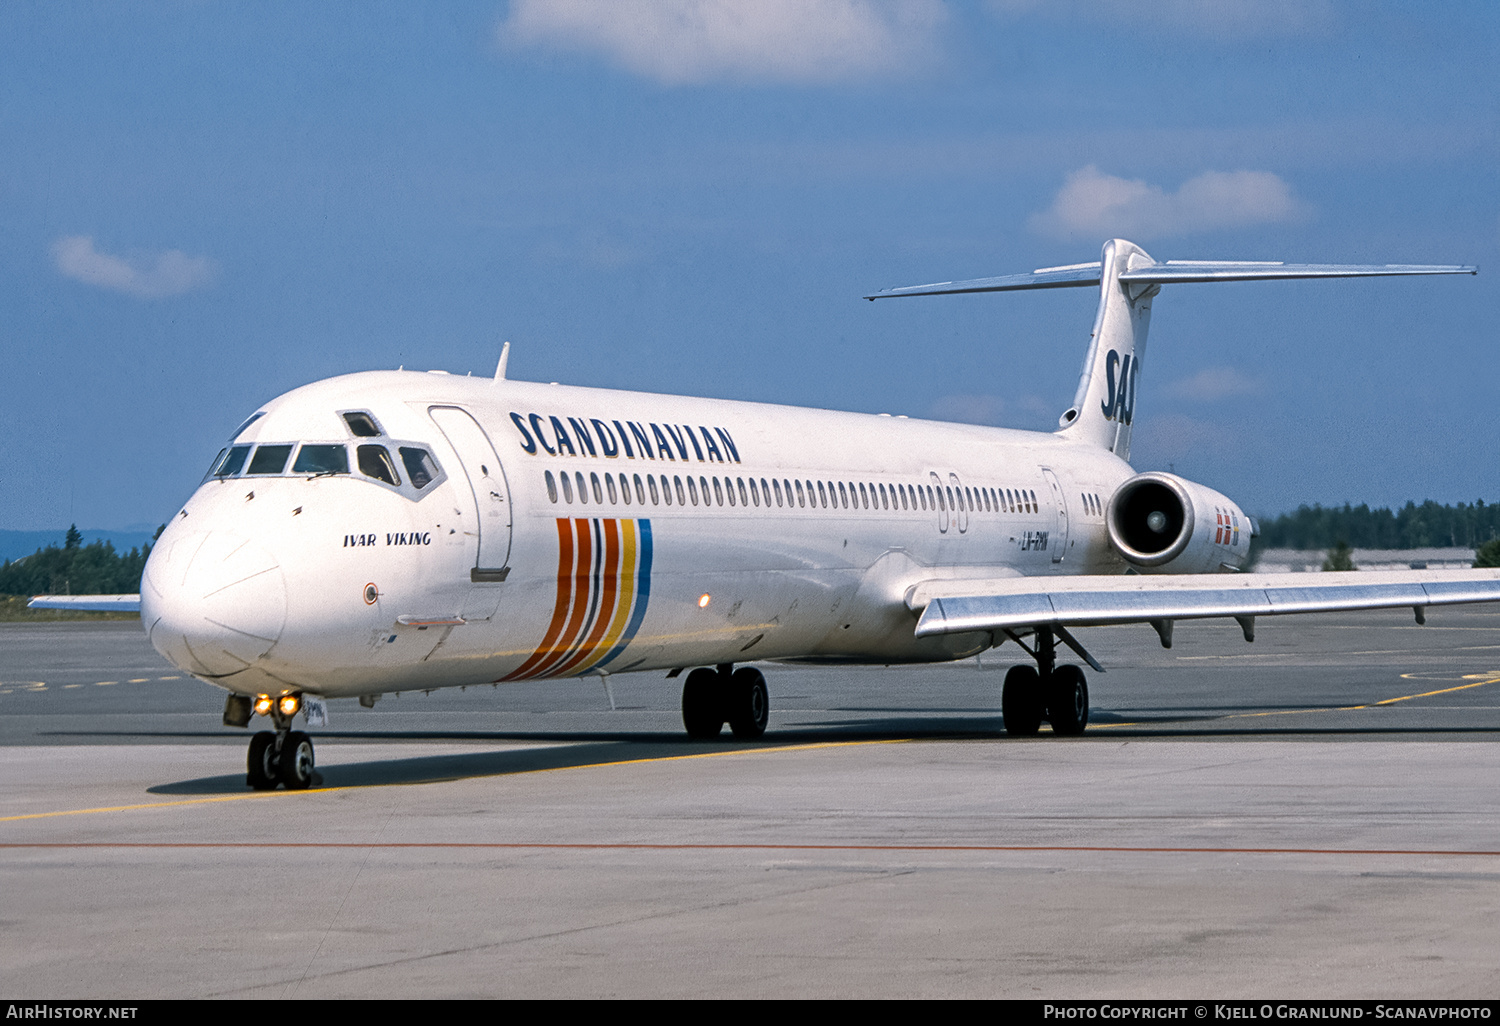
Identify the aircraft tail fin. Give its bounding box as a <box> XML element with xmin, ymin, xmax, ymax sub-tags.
<box><xmin>866</xmin><ymin>242</ymin><xmax>1475</xmax><ymax>461</ymax></box>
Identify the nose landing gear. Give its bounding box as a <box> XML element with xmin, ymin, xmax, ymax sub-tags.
<box><xmin>241</xmin><ymin>693</ymin><xmax>318</xmax><ymax>790</ymax></box>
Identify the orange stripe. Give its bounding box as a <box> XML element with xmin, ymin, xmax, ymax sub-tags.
<box><xmin>573</xmin><ymin>520</ymin><xmax>638</xmax><ymax>675</ymax></box>
<box><xmin>503</xmin><ymin>519</ymin><xmax>578</xmax><ymax>681</ymax></box>
<box><xmin>553</xmin><ymin>518</ymin><xmax>622</xmax><ymax>676</ymax></box>
<box><xmin>523</xmin><ymin>518</ymin><xmax>596</xmax><ymax>679</ymax></box>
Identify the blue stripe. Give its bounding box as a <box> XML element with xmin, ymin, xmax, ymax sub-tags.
<box><xmin>596</xmin><ymin>519</ymin><xmax>652</xmax><ymax>670</ymax></box>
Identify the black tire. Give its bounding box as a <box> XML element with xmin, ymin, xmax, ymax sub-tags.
<box><xmin>682</xmin><ymin>667</ymin><xmax>724</xmax><ymax>739</ymax></box>
<box><xmin>727</xmin><ymin>667</ymin><xmax>769</xmax><ymax>740</ymax></box>
<box><xmin>247</xmin><ymin>731</ymin><xmax>279</xmax><ymax>790</ymax></box>
<box><xmin>1046</xmin><ymin>664</ymin><xmax>1090</xmax><ymax>736</ymax></box>
<box><xmin>278</xmin><ymin>731</ymin><xmax>316</xmax><ymax>789</ymax></box>
<box><xmin>1001</xmin><ymin>665</ymin><xmax>1043</xmax><ymax>736</ymax></box>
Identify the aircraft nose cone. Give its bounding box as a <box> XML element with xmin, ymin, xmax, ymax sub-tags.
<box><xmin>142</xmin><ymin>531</ymin><xmax>287</xmax><ymax>677</ymax></box>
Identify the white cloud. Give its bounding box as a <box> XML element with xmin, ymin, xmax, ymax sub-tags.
<box><xmin>988</xmin><ymin>0</ymin><xmax>1334</xmax><ymax>39</ymax></box>
<box><xmin>1029</xmin><ymin>166</ymin><xmax>1308</xmax><ymax>241</ymax></box>
<box><xmin>499</xmin><ymin>0</ymin><xmax>946</xmax><ymax>85</ymax></box>
<box><xmin>1162</xmin><ymin>366</ymin><xmax>1262</xmax><ymax>401</ymax></box>
<box><xmin>51</xmin><ymin>236</ymin><xmax>215</xmax><ymax>300</ymax></box>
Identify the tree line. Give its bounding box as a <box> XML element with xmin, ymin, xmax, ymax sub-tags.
<box><xmin>0</xmin><ymin>525</ymin><xmax>157</xmax><ymax>597</ymax></box>
<box><xmin>1256</xmin><ymin>500</ymin><xmax>1500</xmax><ymax>550</ymax></box>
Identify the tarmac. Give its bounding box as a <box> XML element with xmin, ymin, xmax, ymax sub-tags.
<box><xmin>2</xmin><ymin>607</ymin><xmax>1498</xmax><ymax>998</ymax></box>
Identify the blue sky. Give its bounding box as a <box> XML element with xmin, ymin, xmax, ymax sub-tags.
<box><xmin>2</xmin><ymin>0</ymin><xmax>1496</xmax><ymax>531</ymax></box>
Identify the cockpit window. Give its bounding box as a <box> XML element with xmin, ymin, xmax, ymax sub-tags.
<box><xmin>292</xmin><ymin>444</ymin><xmax>350</xmax><ymax>476</ymax></box>
<box><xmin>357</xmin><ymin>444</ymin><xmax>401</xmax><ymax>486</ymax></box>
<box><xmin>399</xmin><ymin>447</ymin><xmax>438</xmax><ymax>490</ymax></box>
<box><xmin>247</xmin><ymin>444</ymin><xmax>294</xmax><ymax>475</ymax></box>
<box><xmin>231</xmin><ymin>412</ymin><xmax>265</xmax><ymax>441</ymax></box>
<box><xmin>341</xmin><ymin>411</ymin><xmax>383</xmax><ymax>437</ymax></box>
<box><xmin>211</xmin><ymin>445</ymin><xmax>251</xmax><ymax>478</ymax></box>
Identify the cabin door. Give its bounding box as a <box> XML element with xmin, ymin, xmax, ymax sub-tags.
<box><xmin>429</xmin><ymin>406</ymin><xmax>514</xmax><ymax>592</ymax></box>
<box><xmin>1040</xmin><ymin>467</ymin><xmax>1070</xmax><ymax>564</ymax></box>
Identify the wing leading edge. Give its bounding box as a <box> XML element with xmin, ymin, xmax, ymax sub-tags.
<box><xmin>909</xmin><ymin>570</ymin><xmax>1500</xmax><ymax>639</ymax></box>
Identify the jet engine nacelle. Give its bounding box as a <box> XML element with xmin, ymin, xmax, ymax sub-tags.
<box><xmin>1106</xmin><ymin>472</ymin><xmax>1255</xmax><ymax>574</ymax></box>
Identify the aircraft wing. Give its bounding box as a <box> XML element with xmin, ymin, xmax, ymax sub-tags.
<box><xmin>908</xmin><ymin>570</ymin><xmax>1500</xmax><ymax>639</ymax></box>
<box><xmin>28</xmin><ymin>594</ymin><xmax>142</xmax><ymax>613</ymax></box>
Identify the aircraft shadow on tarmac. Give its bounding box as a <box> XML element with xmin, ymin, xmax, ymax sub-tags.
<box><xmin>132</xmin><ymin>711</ymin><xmax>1500</xmax><ymax>796</ymax></box>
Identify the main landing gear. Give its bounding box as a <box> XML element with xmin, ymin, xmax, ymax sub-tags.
<box><xmin>1001</xmin><ymin>627</ymin><xmax>1090</xmax><ymax>737</ymax></box>
<box><xmin>226</xmin><ymin>692</ymin><xmax>318</xmax><ymax>790</ymax></box>
<box><xmin>681</xmin><ymin>663</ymin><xmax>769</xmax><ymax>740</ymax></box>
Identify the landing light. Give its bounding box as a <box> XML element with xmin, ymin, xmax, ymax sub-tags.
<box><xmin>253</xmin><ymin>696</ymin><xmax>274</xmax><ymax>717</ymax></box>
<box><xmin>698</xmin><ymin>593</ymin><xmax>711</xmax><ymax>608</ymax></box>
<box><xmin>278</xmin><ymin>694</ymin><xmax>301</xmax><ymax>717</ymax></box>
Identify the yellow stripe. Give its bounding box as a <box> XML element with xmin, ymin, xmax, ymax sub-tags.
<box><xmin>0</xmin><ymin>739</ymin><xmax>906</xmax><ymax>824</ymax></box>
<box><xmin>574</xmin><ymin>519</ymin><xmax>638</xmax><ymax>675</ymax></box>
<box><xmin>1092</xmin><ymin>673</ymin><xmax>1500</xmax><ymax>727</ymax></box>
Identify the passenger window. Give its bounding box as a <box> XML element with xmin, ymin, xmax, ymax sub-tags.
<box><xmin>716</xmin><ymin>477</ymin><xmax>727</xmax><ymax>505</ymax></box>
<box><xmin>773</xmin><ymin>479</ymin><xmax>783</xmax><ymax>507</ymax></box>
<box><xmin>817</xmin><ymin>481</ymin><xmax>827</xmax><ymax>507</ymax></box>
<box><xmin>591</xmin><ymin>472</ymin><xmax>604</xmax><ymax>504</ymax></box>
<box><xmin>561</xmin><ymin>472</ymin><xmax>574</xmax><ymax>503</ymax></box>
<box><xmin>294</xmin><ymin>444</ymin><xmax>350</xmax><ymax>476</ymax></box>
<box><xmin>212</xmin><ymin>445</ymin><xmax>251</xmax><ymax>478</ymax></box>
<box><xmin>576</xmin><ymin>472</ymin><xmax>589</xmax><ymax>504</ymax></box>
<box><xmin>646</xmin><ymin>475</ymin><xmax>659</xmax><ymax>505</ymax></box>
<box><xmin>399</xmin><ymin>447</ymin><xmax>439</xmax><ymax>490</ymax></box>
<box><xmin>634</xmin><ymin>474</ymin><xmax>647</xmax><ymax>505</ymax></box>
<box><xmin>247</xmin><ymin>444</ymin><xmax>293</xmax><ymax>475</ymax></box>
<box><xmin>605</xmin><ymin>473</ymin><xmax>618</xmax><ymax>504</ymax></box>
<box><xmin>545</xmin><ymin>470</ymin><xmax>558</xmax><ymax>503</ymax></box>
<box><xmin>673</xmin><ymin>475</ymin><xmax>684</xmax><ymax>505</ymax></box>
<box><xmin>341</xmin><ymin>411</ymin><xmax>382</xmax><ymax>437</ymax></box>
<box><xmin>687</xmin><ymin>477</ymin><xmax>699</xmax><ymax>505</ymax></box>
<box><xmin>357</xmin><ymin>445</ymin><xmax>400</xmax><ymax>486</ymax></box>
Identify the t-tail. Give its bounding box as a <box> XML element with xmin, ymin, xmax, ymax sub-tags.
<box><xmin>866</xmin><ymin>239</ymin><xmax>1476</xmax><ymax>461</ymax></box>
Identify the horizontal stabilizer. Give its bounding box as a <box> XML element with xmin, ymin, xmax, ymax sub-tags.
<box><xmin>28</xmin><ymin>594</ymin><xmax>141</xmax><ymax>613</ymax></box>
<box><xmin>866</xmin><ymin>260</ymin><xmax>1476</xmax><ymax>300</ymax></box>
<box><xmin>908</xmin><ymin>569</ymin><xmax>1500</xmax><ymax>638</ymax></box>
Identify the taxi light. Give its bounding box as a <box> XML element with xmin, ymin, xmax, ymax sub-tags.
<box><xmin>253</xmin><ymin>696</ymin><xmax>274</xmax><ymax>716</ymax></box>
<box><xmin>278</xmin><ymin>695</ymin><xmax>301</xmax><ymax>717</ymax></box>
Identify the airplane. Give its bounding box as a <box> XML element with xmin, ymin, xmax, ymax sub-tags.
<box><xmin>32</xmin><ymin>238</ymin><xmax>1499</xmax><ymax>792</ymax></box>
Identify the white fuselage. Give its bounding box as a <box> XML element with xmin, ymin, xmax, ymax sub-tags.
<box><xmin>140</xmin><ymin>369</ymin><xmax>1170</xmax><ymax>699</ymax></box>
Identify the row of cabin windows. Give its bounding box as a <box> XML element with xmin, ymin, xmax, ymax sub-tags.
<box><xmin>544</xmin><ymin>469</ymin><xmax>1039</xmax><ymax>516</ymax></box>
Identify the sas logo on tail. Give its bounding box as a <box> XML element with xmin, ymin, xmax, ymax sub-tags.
<box><xmin>1100</xmin><ymin>350</ymin><xmax>1138</xmax><ymax>425</ymax></box>
<box><xmin>503</xmin><ymin>518</ymin><xmax>653</xmax><ymax>681</ymax></box>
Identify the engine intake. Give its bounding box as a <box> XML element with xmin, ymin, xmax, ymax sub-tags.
<box><xmin>1107</xmin><ymin>472</ymin><xmax>1252</xmax><ymax>574</ymax></box>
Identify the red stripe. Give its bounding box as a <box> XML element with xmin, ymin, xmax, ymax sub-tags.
<box><xmin>502</xmin><ymin>519</ymin><xmax>578</xmax><ymax>681</ymax></box>
<box><xmin>524</xmin><ymin>519</ymin><xmax>595</xmax><ymax>678</ymax></box>
<box><xmin>553</xmin><ymin>518</ymin><xmax>622</xmax><ymax>676</ymax></box>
